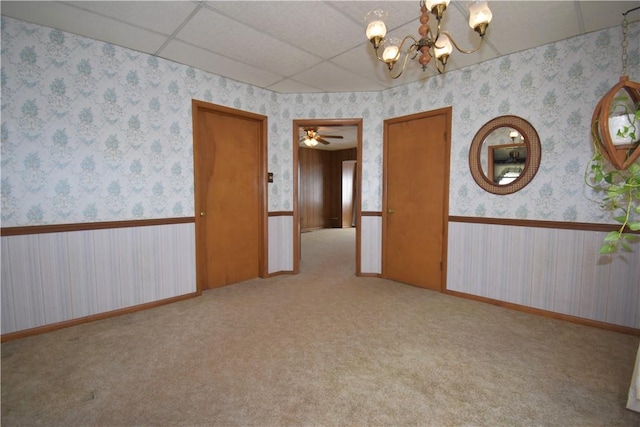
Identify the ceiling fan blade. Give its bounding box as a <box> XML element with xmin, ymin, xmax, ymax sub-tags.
<box><xmin>318</xmin><ymin>134</ymin><xmax>343</xmax><ymax>139</ymax></box>
<box><xmin>316</xmin><ymin>137</ymin><xmax>331</xmax><ymax>145</ymax></box>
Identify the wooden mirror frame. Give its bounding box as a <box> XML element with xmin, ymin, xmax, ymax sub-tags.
<box><xmin>469</xmin><ymin>115</ymin><xmax>541</xmax><ymax>195</ymax></box>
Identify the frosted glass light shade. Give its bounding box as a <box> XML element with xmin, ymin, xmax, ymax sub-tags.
<box><xmin>365</xmin><ymin>9</ymin><xmax>388</xmax><ymax>40</ymax></box>
<box><xmin>304</xmin><ymin>137</ymin><xmax>318</xmax><ymax>147</ymax></box>
<box><xmin>425</xmin><ymin>0</ymin><xmax>450</xmax><ymax>12</ymax></box>
<box><xmin>381</xmin><ymin>38</ymin><xmax>401</xmax><ymax>63</ymax></box>
<box><xmin>469</xmin><ymin>1</ymin><xmax>492</xmax><ymax>30</ymax></box>
<box><xmin>433</xmin><ymin>34</ymin><xmax>452</xmax><ymax>58</ymax></box>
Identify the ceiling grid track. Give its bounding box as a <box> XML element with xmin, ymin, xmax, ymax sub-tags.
<box><xmin>154</xmin><ymin>2</ymin><xmax>203</xmax><ymax>56</ymax></box>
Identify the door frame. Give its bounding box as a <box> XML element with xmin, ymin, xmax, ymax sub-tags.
<box><xmin>292</xmin><ymin>118</ymin><xmax>363</xmax><ymax>275</ymax></box>
<box><xmin>381</xmin><ymin>107</ymin><xmax>451</xmax><ymax>291</ymax></box>
<box><xmin>192</xmin><ymin>100</ymin><xmax>268</xmax><ymax>294</ymax></box>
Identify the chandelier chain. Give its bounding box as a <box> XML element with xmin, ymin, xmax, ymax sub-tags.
<box><xmin>622</xmin><ymin>15</ymin><xmax>628</xmax><ymax>76</ymax></box>
<box><xmin>621</xmin><ymin>6</ymin><xmax>640</xmax><ymax>76</ymax></box>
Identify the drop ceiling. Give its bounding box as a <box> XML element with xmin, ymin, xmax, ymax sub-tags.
<box><xmin>2</xmin><ymin>1</ymin><xmax>639</xmax><ymax>94</ymax></box>
<box><xmin>2</xmin><ymin>1</ymin><xmax>639</xmax><ymax>150</ymax></box>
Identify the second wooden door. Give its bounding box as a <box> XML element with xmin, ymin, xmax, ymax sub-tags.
<box><xmin>383</xmin><ymin>108</ymin><xmax>451</xmax><ymax>291</ymax></box>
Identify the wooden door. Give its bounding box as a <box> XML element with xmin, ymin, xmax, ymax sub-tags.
<box><xmin>192</xmin><ymin>101</ymin><xmax>267</xmax><ymax>291</ymax></box>
<box><xmin>383</xmin><ymin>108</ymin><xmax>451</xmax><ymax>291</ymax></box>
<box><xmin>342</xmin><ymin>160</ymin><xmax>356</xmax><ymax>227</ymax></box>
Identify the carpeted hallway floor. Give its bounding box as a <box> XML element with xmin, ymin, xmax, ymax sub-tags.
<box><xmin>2</xmin><ymin>227</ymin><xmax>639</xmax><ymax>426</ymax></box>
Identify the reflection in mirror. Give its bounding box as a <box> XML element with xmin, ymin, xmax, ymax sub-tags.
<box><xmin>469</xmin><ymin>116</ymin><xmax>541</xmax><ymax>195</ymax></box>
<box><xmin>490</xmin><ymin>143</ymin><xmax>526</xmax><ymax>184</ymax></box>
<box><xmin>483</xmin><ymin>128</ymin><xmax>527</xmax><ymax>184</ymax></box>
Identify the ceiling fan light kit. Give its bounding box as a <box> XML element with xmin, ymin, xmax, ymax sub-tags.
<box><xmin>300</xmin><ymin>128</ymin><xmax>344</xmax><ymax>148</ymax></box>
<box><xmin>364</xmin><ymin>0</ymin><xmax>492</xmax><ymax>78</ymax></box>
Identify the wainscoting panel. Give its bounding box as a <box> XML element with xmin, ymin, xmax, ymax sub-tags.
<box><xmin>1</xmin><ymin>223</ymin><xmax>196</xmax><ymax>335</ymax></box>
<box><xmin>67</xmin><ymin>231</ymin><xmax>99</xmax><ymax>318</ymax></box>
<box><xmin>361</xmin><ymin>215</ymin><xmax>382</xmax><ymax>274</ymax></box>
<box><xmin>268</xmin><ymin>215</ymin><xmax>294</xmax><ymax>273</ymax></box>
<box><xmin>447</xmin><ymin>222</ymin><xmax>640</xmax><ymax>329</ymax></box>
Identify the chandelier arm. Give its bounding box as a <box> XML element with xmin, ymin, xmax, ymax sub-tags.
<box><xmin>399</xmin><ymin>35</ymin><xmax>420</xmax><ymax>55</ymax></box>
<box><xmin>373</xmin><ymin>35</ymin><xmax>419</xmax><ymax>64</ymax></box>
<box><xmin>434</xmin><ymin>58</ymin><xmax>445</xmax><ymax>74</ymax></box>
<box><xmin>439</xmin><ymin>31</ymin><xmax>484</xmax><ymax>54</ymax></box>
<box><xmin>388</xmin><ymin>50</ymin><xmax>415</xmax><ymax>79</ymax></box>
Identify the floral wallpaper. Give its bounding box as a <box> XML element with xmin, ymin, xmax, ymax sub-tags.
<box><xmin>1</xmin><ymin>16</ymin><xmax>639</xmax><ymax>227</ymax></box>
<box><xmin>1</xmin><ymin>16</ymin><xmax>285</xmax><ymax>225</ymax></box>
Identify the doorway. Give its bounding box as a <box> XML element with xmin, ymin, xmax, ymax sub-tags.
<box><xmin>192</xmin><ymin>100</ymin><xmax>268</xmax><ymax>292</ymax></box>
<box><xmin>293</xmin><ymin>118</ymin><xmax>363</xmax><ymax>275</ymax></box>
<box><xmin>382</xmin><ymin>108</ymin><xmax>451</xmax><ymax>291</ymax></box>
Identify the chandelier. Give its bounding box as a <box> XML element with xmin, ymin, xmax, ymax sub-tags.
<box><xmin>364</xmin><ymin>0</ymin><xmax>493</xmax><ymax>78</ymax></box>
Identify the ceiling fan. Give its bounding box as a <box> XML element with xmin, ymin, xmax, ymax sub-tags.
<box><xmin>299</xmin><ymin>128</ymin><xmax>343</xmax><ymax>147</ymax></box>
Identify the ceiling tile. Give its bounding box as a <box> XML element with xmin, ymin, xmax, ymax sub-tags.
<box><xmin>64</xmin><ymin>1</ymin><xmax>200</xmax><ymax>35</ymax></box>
<box><xmin>579</xmin><ymin>1</ymin><xmax>639</xmax><ymax>33</ymax></box>
<box><xmin>1</xmin><ymin>1</ymin><xmax>169</xmax><ymax>53</ymax></box>
<box><xmin>174</xmin><ymin>7</ymin><xmax>323</xmax><ymax>76</ymax></box>
<box><xmin>160</xmin><ymin>39</ymin><xmax>284</xmax><ymax>89</ymax></box>
<box><xmin>292</xmin><ymin>61</ymin><xmax>388</xmax><ymax>93</ymax></box>
<box><xmin>486</xmin><ymin>2</ymin><xmax>582</xmax><ymax>56</ymax></box>
<box><xmin>206</xmin><ymin>1</ymin><xmax>364</xmax><ymax>59</ymax></box>
<box><xmin>267</xmin><ymin>79</ymin><xmax>326</xmax><ymax>94</ymax></box>
<box><xmin>331</xmin><ymin>1</ymin><xmax>420</xmax><ymax>31</ymax></box>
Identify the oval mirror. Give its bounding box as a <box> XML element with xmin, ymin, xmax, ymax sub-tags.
<box><xmin>469</xmin><ymin>115</ymin><xmax>541</xmax><ymax>195</ymax></box>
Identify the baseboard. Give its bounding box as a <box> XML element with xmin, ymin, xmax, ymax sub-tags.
<box><xmin>445</xmin><ymin>289</ymin><xmax>640</xmax><ymax>336</ymax></box>
<box><xmin>357</xmin><ymin>272</ymin><xmax>382</xmax><ymax>278</ymax></box>
<box><xmin>1</xmin><ymin>292</ymin><xmax>199</xmax><ymax>342</ymax></box>
<box><xmin>266</xmin><ymin>270</ymin><xmax>295</xmax><ymax>277</ymax></box>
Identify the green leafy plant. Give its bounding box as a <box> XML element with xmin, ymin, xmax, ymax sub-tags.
<box><xmin>584</xmin><ymin>144</ymin><xmax>640</xmax><ymax>253</ymax></box>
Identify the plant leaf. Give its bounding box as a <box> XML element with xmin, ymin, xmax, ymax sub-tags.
<box><xmin>599</xmin><ymin>243</ymin><xmax>616</xmax><ymax>254</ymax></box>
<box><xmin>603</xmin><ymin>231</ymin><xmax>621</xmax><ymax>242</ymax></box>
<box><xmin>613</xmin><ymin>215</ymin><xmax>627</xmax><ymax>224</ymax></box>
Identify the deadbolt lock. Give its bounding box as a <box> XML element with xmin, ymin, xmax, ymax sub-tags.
<box><xmin>387</xmin><ymin>208</ymin><xmax>395</xmax><ymax>214</ymax></box>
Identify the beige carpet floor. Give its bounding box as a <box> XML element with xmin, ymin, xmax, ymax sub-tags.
<box><xmin>2</xmin><ymin>227</ymin><xmax>640</xmax><ymax>426</ymax></box>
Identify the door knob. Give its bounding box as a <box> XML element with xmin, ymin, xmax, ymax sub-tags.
<box><xmin>200</xmin><ymin>211</ymin><xmax>206</xmax><ymax>217</ymax></box>
<box><xmin>387</xmin><ymin>208</ymin><xmax>395</xmax><ymax>214</ymax></box>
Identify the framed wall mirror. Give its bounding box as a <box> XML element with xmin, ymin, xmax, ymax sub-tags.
<box><xmin>469</xmin><ymin>115</ymin><xmax>541</xmax><ymax>195</ymax></box>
